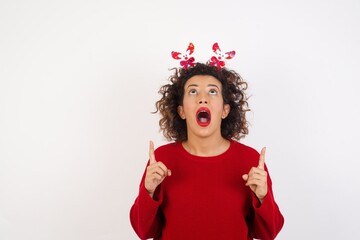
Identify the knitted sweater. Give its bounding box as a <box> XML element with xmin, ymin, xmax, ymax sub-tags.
<box><xmin>130</xmin><ymin>140</ymin><xmax>284</xmax><ymax>240</ymax></box>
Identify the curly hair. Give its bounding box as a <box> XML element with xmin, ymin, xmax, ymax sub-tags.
<box><xmin>154</xmin><ymin>62</ymin><xmax>250</xmax><ymax>142</ymax></box>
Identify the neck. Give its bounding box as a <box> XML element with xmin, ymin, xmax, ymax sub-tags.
<box><xmin>182</xmin><ymin>135</ymin><xmax>230</xmax><ymax>157</ymax></box>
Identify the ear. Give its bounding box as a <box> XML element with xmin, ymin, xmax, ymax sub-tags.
<box><xmin>177</xmin><ymin>105</ymin><xmax>186</xmax><ymax>119</ymax></box>
<box><xmin>222</xmin><ymin>104</ymin><xmax>230</xmax><ymax>119</ymax></box>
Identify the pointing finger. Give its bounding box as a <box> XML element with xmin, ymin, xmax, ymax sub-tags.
<box><xmin>149</xmin><ymin>140</ymin><xmax>156</xmax><ymax>164</ymax></box>
<box><xmin>258</xmin><ymin>147</ymin><xmax>266</xmax><ymax>170</ymax></box>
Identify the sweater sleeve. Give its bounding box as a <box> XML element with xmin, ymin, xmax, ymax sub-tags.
<box><xmin>248</xmin><ymin>166</ymin><xmax>284</xmax><ymax>240</ymax></box>
<box><xmin>129</xmin><ymin>168</ymin><xmax>164</xmax><ymax>239</ymax></box>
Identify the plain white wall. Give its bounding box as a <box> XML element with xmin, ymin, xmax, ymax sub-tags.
<box><xmin>1</xmin><ymin>0</ymin><xmax>359</xmax><ymax>239</ymax></box>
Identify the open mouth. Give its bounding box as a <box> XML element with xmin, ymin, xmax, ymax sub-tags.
<box><xmin>196</xmin><ymin>107</ymin><xmax>211</xmax><ymax>127</ymax></box>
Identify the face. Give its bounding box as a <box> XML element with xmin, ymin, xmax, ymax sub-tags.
<box><xmin>177</xmin><ymin>75</ymin><xmax>230</xmax><ymax>139</ymax></box>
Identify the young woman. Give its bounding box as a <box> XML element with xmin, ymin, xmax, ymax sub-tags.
<box><xmin>130</xmin><ymin>62</ymin><xmax>284</xmax><ymax>240</ymax></box>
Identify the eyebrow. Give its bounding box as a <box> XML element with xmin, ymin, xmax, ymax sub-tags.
<box><xmin>186</xmin><ymin>84</ymin><xmax>220</xmax><ymax>90</ymax></box>
<box><xmin>208</xmin><ymin>84</ymin><xmax>220</xmax><ymax>90</ymax></box>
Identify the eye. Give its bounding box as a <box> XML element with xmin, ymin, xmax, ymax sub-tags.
<box><xmin>209</xmin><ymin>89</ymin><xmax>218</xmax><ymax>95</ymax></box>
<box><xmin>189</xmin><ymin>89</ymin><xmax>197</xmax><ymax>95</ymax></box>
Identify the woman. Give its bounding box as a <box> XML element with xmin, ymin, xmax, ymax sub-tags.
<box><xmin>130</xmin><ymin>62</ymin><xmax>284</xmax><ymax>240</ymax></box>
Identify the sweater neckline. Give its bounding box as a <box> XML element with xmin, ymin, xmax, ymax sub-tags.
<box><xmin>176</xmin><ymin>140</ymin><xmax>235</xmax><ymax>161</ymax></box>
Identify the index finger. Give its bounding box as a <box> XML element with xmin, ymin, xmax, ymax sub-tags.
<box><xmin>258</xmin><ymin>147</ymin><xmax>266</xmax><ymax>170</ymax></box>
<box><xmin>149</xmin><ymin>140</ymin><xmax>157</xmax><ymax>164</ymax></box>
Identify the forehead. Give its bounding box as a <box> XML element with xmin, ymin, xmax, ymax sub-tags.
<box><xmin>184</xmin><ymin>75</ymin><xmax>222</xmax><ymax>88</ymax></box>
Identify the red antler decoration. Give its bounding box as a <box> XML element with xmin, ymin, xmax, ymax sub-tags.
<box><xmin>209</xmin><ymin>42</ymin><xmax>236</xmax><ymax>69</ymax></box>
<box><xmin>171</xmin><ymin>43</ymin><xmax>195</xmax><ymax>70</ymax></box>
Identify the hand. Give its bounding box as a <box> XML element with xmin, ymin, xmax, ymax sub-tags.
<box><xmin>144</xmin><ymin>141</ymin><xmax>171</xmax><ymax>197</ymax></box>
<box><xmin>242</xmin><ymin>147</ymin><xmax>268</xmax><ymax>203</ymax></box>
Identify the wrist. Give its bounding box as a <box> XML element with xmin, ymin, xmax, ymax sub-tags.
<box><xmin>256</xmin><ymin>194</ymin><xmax>266</xmax><ymax>204</ymax></box>
<box><xmin>147</xmin><ymin>190</ymin><xmax>154</xmax><ymax>198</ymax></box>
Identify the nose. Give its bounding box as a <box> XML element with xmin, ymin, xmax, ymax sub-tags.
<box><xmin>198</xmin><ymin>95</ymin><xmax>208</xmax><ymax>104</ymax></box>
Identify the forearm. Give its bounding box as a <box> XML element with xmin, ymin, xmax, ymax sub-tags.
<box><xmin>130</xmin><ymin>183</ymin><xmax>164</xmax><ymax>239</ymax></box>
<box><xmin>250</xmin><ymin>190</ymin><xmax>284</xmax><ymax>240</ymax></box>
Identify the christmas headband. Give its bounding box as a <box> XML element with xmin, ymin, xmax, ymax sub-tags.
<box><xmin>171</xmin><ymin>42</ymin><xmax>236</xmax><ymax>70</ymax></box>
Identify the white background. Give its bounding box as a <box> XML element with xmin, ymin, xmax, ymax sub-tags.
<box><xmin>1</xmin><ymin>0</ymin><xmax>359</xmax><ymax>239</ymax></box>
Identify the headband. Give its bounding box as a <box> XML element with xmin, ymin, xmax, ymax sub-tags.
<box><xmin>171</xmin><ymin>42</ymin><xmax>236</xmax><ymax>70</ymax></box>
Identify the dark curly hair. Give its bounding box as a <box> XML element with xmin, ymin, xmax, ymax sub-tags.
<box><xmin>154</xmin><ymin>63</ymin><xmax>250</xmax><ymax>142</ymax></box>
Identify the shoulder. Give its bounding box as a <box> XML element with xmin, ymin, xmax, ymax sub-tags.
<box><xmin>154</xmin><ymin>142</ymin><xmax>179</xmax><ymax>157</ymax></box>
<box><xmin>152</xmin><ymin>142</ymin><xmax>180</xmax><ymax>165</ymax></box>
<box><xmin>231</xmin><ymin>140</ymin><xmax>259</xmax><ymax>155</ymax></box>
<box><xmin>230</xmin><ymin>140</ymin><xmax>260</xmax><ymax>163</ymax></box>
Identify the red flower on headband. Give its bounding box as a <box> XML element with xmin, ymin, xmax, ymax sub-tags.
<box><xmin>209</xmin><ymin>42</ymin><xmax>236</xmax><ymax>69</ymax></box>
<box><xmin>171</xmin><ymin>43</ymin><xmax>195</xmax><ymax>69</ymax></box>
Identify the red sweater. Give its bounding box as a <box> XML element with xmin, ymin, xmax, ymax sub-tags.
<box><xmin>130</xmin><ymin>140</ymin><xmax>284</xmax><ymax>240</ymax></box>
